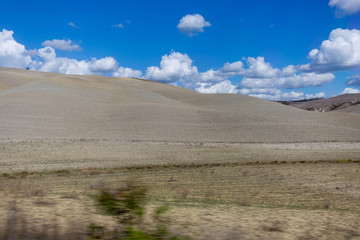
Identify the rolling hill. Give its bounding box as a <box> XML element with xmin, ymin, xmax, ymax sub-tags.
<box><xmin>1</xmin><ymin>67</ymin><xmax>360</xmax><ymax>143</ymax></box>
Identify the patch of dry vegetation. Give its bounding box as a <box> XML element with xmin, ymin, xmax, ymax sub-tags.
<box><xmin>1</xmin><ymin>140</ymin><xmax>360</xmax><ymax>174</ymax></box>
<box><xmin>0</xmin><ymin>161</ymin><xmax>359</xmax><ymax>239</ymax></box>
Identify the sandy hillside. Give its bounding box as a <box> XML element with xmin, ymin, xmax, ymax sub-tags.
<box><xmin>1</xmin><ymin>67</ymin><xmax>360</xmax><ymax>143</ymax></box>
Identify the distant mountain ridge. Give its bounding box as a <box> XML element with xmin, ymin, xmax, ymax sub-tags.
<box><xmin>278</xmin><ymin>93</ymin><xmax>360</xmax><ymax>113</ymax></box>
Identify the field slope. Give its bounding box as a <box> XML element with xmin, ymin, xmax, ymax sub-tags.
<box><xmin>1</xmin><ymin>67</ymin><xmax>360</xmax><ymax>143</ymax></box>
<box><xmin>1</xmin><ymin>67</ymin><xmax>360</xmax><ymax>239</ymax></box>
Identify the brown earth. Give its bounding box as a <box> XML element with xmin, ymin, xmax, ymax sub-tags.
<box><xmin>285</xmin><ymin>93</ymin><xmax>360</xmax><ymax>113</ymax></box>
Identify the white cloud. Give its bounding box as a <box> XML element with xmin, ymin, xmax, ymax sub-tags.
<box><xmin>305</xmin><ymin>92</ymin><xmax>326</xmax><ymax>99</ymax></box>
<box><xmin>68</xmin><ymin>22</ymin><xmax>78</xmax><ymax>28</ymax></box>
<box><xmin>279</xmin><ymin>91</ymin><xmax>305</xmax><ymax>101</ymax></box>
<box><xmin>112</xmin><ymin>23</ymin><xmax>124</xmax><ymax>28</ymax></box>
<box><xmin>144</xmin><ymin>51</ymin><xmax>336</xmax><ymax>98</ymax></box>
<box><xmin>237</xmin><ymin>88</ymin><xmax>324</xmax><ymax>101</ymax></box>
<box><xmin>177</xmin><ymin>14</ymin><xmax>211</xmax><ymax>37</ymax></box>
<box><xmin>145</xmin><ymin>51</ymin><xmax>199</xmax><ymax>84</ymax></box>
<box><xmin>241</xmin><ymin>89</ymin><xmax>305</xmax><ymax>101</ymax></box>
<box><xmin>199</xmin><ymin>69</ymin><xmax>225</xmax><ymax>82</ymax></box>
<box><xmin>238</xmin><ymin>88</ymin><xmax>281</xmax><ymax>96</ymax></box>
<box><xmin>307</xmin><ymin>28</ymin><xmax>360</xmax><ymax>72</ymax></box>
<box><xmin>195</xmin><ymin>80</ymin><xmax>237</xmax><ymax>94</ymax></box>
<box><xmin>200</xmin><ymin>61</ymin><xmax>244</xmax><ymax>82</ymax></box>
<box><xmin>0</xmin><ymin>29</ymin><xmax>32</xmax><ymax>68</ymax></box>
<box><xmin>241</xmin><ymin>72</ymin><xmax>334</xmax><ymax>89</ymax></box>
<box><xmin>242</xmin><ymin>90</ymin><xmax>325</xmax><ymax>101</ymax></box>
<box><xmin>113</xmin><ymin>67</ymin><xmax>142</xmax><ymax>78</ymax></box>
<box><xmin>38</xmin><ymin>46</ymin><xmax>56</xmax><ymax>61</ymax></box>
<box><xmin>341</xmin><ymin>87</ymin><xmax>360</xmax><ymax>94</ymax></box>
<box><xmin>1</xmin><ymin>28</ymin><xmax>350</xmax><ymax>102</ymax></box>
<box><xmin>346</xmin><ymin>74</ymin><xmax>360</xmax><ymax>86</ymax></box>
<box><xmin>282</xmin><ymin>65</ymin><xmax>297</xmax><ymax>75</ymax></box>
<box><xmin>89</xmin><ymin>57</ymin><xmax>118</xmax><ymax>73</ymax></box>
<box><xmin>240</xmin><ymin>57</ymin><xmax>335</xmax><ymax>89</ymax></box>
<box><xmin>329</xmin><ymin>0</ymin><xmax>360</xmax><ymax>15</ymax></box>
<box><xmin>42</xmin><ymin>39</ymin><xmax>81</xmax><ymax>51</ymax></box>
<box><xmin>243</xmin><ymin>57</ymin><xmax>280</xmax><ymax>78</ymax></box>
<box><xmin>220</xmin><ymin>61</ymin><xmax>244</xmax><ymax>75</ymax></box>
<box><xmin>26</xmin><ymin>49</ymin><xmax>38</xmax><ymax>57</ymax></box>
<box><xmin>280</xmin><ymin>72</ymin><xmax>335</xmax><ymax>88</ymax></box>
<box><xmin>32</xmin><ymin>47</ymin><xmax>118</xmax><ymax>75</ymax></box>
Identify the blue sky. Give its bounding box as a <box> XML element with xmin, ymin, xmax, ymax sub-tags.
<box><xmin>1</xmin><ymin>0</ymin><xmax>360</xmax><ymax>100</ymax></box>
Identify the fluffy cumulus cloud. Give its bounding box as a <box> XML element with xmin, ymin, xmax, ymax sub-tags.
<box><xmin>145</xmin><ymin>51</ymin><xmax>199</xmax><ymax>84</ymax></box>
<box><xmin>144</xmin><ymin>51</ymin><xmax>337</xmax><ymax>99</ymax></box>
<box><xmin>195</xmin><ymin>80</ymin><xmax>237</xmax><ymax>94</ymax></box>
<box><xmin>113</xmin><ymin>67</ymin><xmax>142</xmax><ymax>78</ymax></box>
<box><xmin>177</xmin><ymin>14</ymin><xmax>211</xmax><ymax>37</ymax></box>
<box><xmin>0</xmin><ymin>29</ymin><xmax>32</xmax><ymax>68</ymax></box>
<box><xmin>198</xmin><ymin>57</ymin><xmax>283</xmax><ymax>83</ymax></box>
<box><xmin>236</xmin><ymin>88</ymin><xmax>326</xmax><ymax>101</ymax></box>
<box><xmin>243</xmin><ymin>57</ymin><xmax>280</xmax><ymax>78</ymax></box>
<box><xmin>200</xmin><ymin>61</ymin><xmax>244</xmax><ymax>82</ymax></box>
<box><xmin>239</xmin><ymin>57</ymin><xmax>334</xmax><ymax>89</ymax></box>
<box><xmin>256</xmin><ymin>91</ymin><xmax>305</xmax><ymax>101</ymax></box>
<box><xmin>89</xmin><ymin>57</ymin><xmax>118</xmax><ymax>73</ymax></box>
<box><xmin>1</xmin><ymin>27</ymin><xmax>359</xmax><ymax>101</ymax></box>
<box><xmin>305</xmin><ymin>92</ymin><xmax>326</xmax><ymax>99</ymax></box>
<box><xmin>341</xmin><ymin>87</ymin><xmax>360</xmax><ymax>94</ymax></box>
<box><xmin>0</xmin><ymin>28</ymin><xmax>144</xmax><ymax>78</ymax></box>
<box><xmin>241</xmin><ymin>72</ymin><xmax>335</xmax><ymax>89</ymax></box>
<box><xmin>306</xmin><ymin>28</ymin><xmax>360</xmax><ymax>72</ymax></box>
<box><xmin>329</xmin><ymin>0</ymin><xmax>360</xmax><ymax>15</ymax></box>
<box><xmin>197</xmin><ymin>57</ymin><xmax>334</xmax><ymax>90</ymax></box>
<box><xmin>238</xmin><ymin>88</ymin><xmax>281</xmax><ymax>96</ymax></box>
<box><xmin>346</xmin><ymin>74</ymin><xmax>360</xmax><ymax>86</ymax></box>
<box><xmin>42</xmin><ymin>39</ymin><xmax>81</xmax><ymax>51</ymax></box>
<box><xmin>237</xmin><ymin>89</ymin><xmax>303</xmax><ymax>101</ymax></box>
<box><xmin>31</xmin><ymin>46</ymin><xmax>118</xmax><ymax>75</ymax></box>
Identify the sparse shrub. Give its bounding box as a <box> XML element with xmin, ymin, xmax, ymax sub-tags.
<box><xmin>96</xmin><ymin>180</ymin><xmax>147</xmax><ymax>225</ymax></box>
<box><xmin>89</xmin><ymin>180</ymin><xmax>189</xmax><ymax>240</ymax></box>
<box><xmin>31</xmin><ymin>189</ymin><xmax>46</xmax><ymax>197</ymax></box>
<box><xmin>87</xmin><ymin>224</ymin><xmax>105</xmax><ymax>239</ymax></box>
<box><xmin>261</xmin><ymin>220</ymin><xmax>284</xmax><ymax>232</ymax></box>
<box><xmin>237</xmin><ymin>196</ymin><xmax>251</xmax><ymax>206</ymax></box>
<box><xmin>167</xmin><ymin>176</ymin><xmax>176</xmax><ymax>182</ymax></box>
<box><xmin>2</xmin><ymin>173</ymin><xmax>15</xmax><ymax>178</ymax></box>
<box><xmin>205</xmin><ymin>189</ymin><xmax>215</xmax><ymax>200</ymax></box>
<box><xmin>179</xmin><ymin>188</ymin><xmax>190</xmax><ymax>199</ymax></box>
<box><xmin>321</xmin><ymin>199</ymin><xmax>331</xmax><ymax>209</ymax></box>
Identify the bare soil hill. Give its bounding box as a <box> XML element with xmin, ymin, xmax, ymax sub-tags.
<box><xmin>1</xmin><ymin>67</ymin><xmax>360</xmax><ymax>143</ymax></box>
<box><xmin>1</xmin><ymin>67</ymin><xmax>360</xmax><ymax>240</ymax></box>
<box><xmin>285</xmin><ymin>93</ymin><xmax>360</xmax><ymax>113</ymax></box>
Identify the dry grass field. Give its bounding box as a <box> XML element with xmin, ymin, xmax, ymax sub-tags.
<box><xmin>1</xmin><ymin>140</ymin><xmax>360</xmax><ymax>173</ymax></box>
<box><xmin>1</xmin><ymin>160</ymin><xmax>360</xmax><ymax>239</ymax></box>
<box><xmin>1</xmin><ymin>67</ymin><xmax>360</xmax><ymax>239</ymax></box>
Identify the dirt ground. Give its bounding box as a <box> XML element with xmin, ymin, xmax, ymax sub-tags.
<box><xmin>0</xmin><ymin>154</ymin><xmax>359</xmax><ymax>239</ymax></box>
<box><xmin>1</xmin><ymin>140</ymin><xmax>360</xmax><ymax>173</ymax></box>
